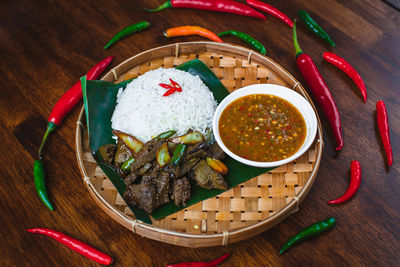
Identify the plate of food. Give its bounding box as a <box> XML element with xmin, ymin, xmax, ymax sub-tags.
<box><xmin>75</xmin><ymin>42</ymin><xmax>323</xmax><ymax>247</ymax></box>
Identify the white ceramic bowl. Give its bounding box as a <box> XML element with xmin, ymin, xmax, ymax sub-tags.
<box><xmin>213</xmin><ymin>84</ymin><xmax>318</xmax><ymax>168</ymax></box>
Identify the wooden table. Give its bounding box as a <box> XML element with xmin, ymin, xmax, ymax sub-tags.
<box><xmin>1</xmin><ymin>0</ymin><xmax>399</xmax><ymax>266</ymax></box>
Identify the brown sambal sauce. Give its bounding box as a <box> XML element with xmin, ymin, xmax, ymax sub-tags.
<box><xmin>219</xmin><ymin>94</ymin><xmax>306</xmax><ymax>162</ymax></box>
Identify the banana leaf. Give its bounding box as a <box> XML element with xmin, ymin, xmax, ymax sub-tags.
<box><xmin>81</xmin><ymin>59</ymin><xmax>272</xmax><ymax>224</ymax></box>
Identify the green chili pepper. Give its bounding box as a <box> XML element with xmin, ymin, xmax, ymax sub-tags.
<box><xmin>298</xmin><ymin>10</ymin><xmax>335</xmax><ymax>47</ymax></box>
<box><xmin>218</xmin><ymin>30</ymin><xmax>266</xmax><ymax>55</ymax></box>
<box><xmin>33</xmin><ymin>160</ymin><xmax>54</xmax><ymax>211</ymax></box>
<box><xmin>153</xmin><ymin>130</ymin><xmax>177</xmax><ymax>141</ymax></box>
<box><xmin>120</xmin><ymin>156</ymin><xmax>135</xmax><ymax>174</ymax></box>
<box><xmin>170</xmin><ymin>144</ymin><xmax>186</xmax><ymax>166</ymax></box>
<box><xmin>280</xmin><ymin>217</ymin><xmax>336</xmax><ymax>254</ymax></box>
<box><xmin>104</xmin><ymin>21</ymin><xmax>151</xmax><ymax>50</ymax></box>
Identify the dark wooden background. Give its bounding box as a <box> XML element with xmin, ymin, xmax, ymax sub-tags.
<box><xmin>1</xmin><ymin>0</ymin><xmax>399</xmax><ymax>266</ymax></box>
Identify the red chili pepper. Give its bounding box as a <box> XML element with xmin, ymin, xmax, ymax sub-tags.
<box><xmin>246</xmin><ymin>0</ymin><xmax>293</xmax><ymax>27</ymax></box>
<box><xmin>159</xmin><ymin>83</ymin><xmax>174</xmax><ymax>89</ymax></box>
<box><xmin>146</xmin><ymin>0</ymin><xmax>266</xmax><ymax>20</ymax></box>
<box><xmin>323</xmin><ymin>52</ymin><xmax>367</xmax><ymax>103</ymax></box>
<box><xmin>376</xmin><ymin>101</ymin><xmax>393</xmax><ymax>167</ymax></box>
<box><xmin>328</xmin><ymin>160</ymin><xmax>361</xmax><ymax>204</ymax></box>
<box><xmin>38</xmin><ymin>56</ymin><xmax>114</xmax><ymax>157</ymax></box>
<box><xmin>27</xmin><ymin>228</ymin><xmax>113</xmax><ymax>265</ymax></box>
<box><xmin>166</xmin><ymin>253</ymin><xmax>230</xmax><ymax>267</ymax></box>
<box><xmin>170</xmin><ymin>78</ymin><xmax>182</xmax><ymax>92</ymax></box>
<box><xmin>293</xmin><ymin>21</ymin><xmax>343</xmax><ymax>150</ymax></box>
<box><xmin>163</xmin><ymin>88</ymin><xmax>177</xmax><ymax>97</ymax></box>
<box><xmin>160</xmin><ymin>79</ymin><xmax>182</xmax><ymax>96</ymax></box>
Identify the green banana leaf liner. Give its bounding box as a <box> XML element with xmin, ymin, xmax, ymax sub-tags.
<box><xmin>81</xmin><ymin>59</ymin><xmax>272</xmax><ymax>224</ymax></box>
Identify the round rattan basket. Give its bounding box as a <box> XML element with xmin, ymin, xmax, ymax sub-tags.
<box><xmin>75</xmin><ymin>42</ymin><xmax>323</xmax><ymax>247</ymax></box>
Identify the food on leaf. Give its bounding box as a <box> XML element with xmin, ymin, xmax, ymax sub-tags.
<box><xmin>157</xmin><ymin>143</ymin><xmax>171</xmax><ymax>167</ymax></box>
<box><xmin>104</xmin><ymin>129</ymin><xmax>227</xmax><ymax>214</ymax></box>
<box><xmin>206</xmin><ymin>157</ymin><xmax>228</xmax><ymax>175</ymax></box>
<box><xmin>98</xmin><ymin>144</ymin><xmax>116</xmax><ymax>164</ymax></box>
<box><xmin>113</xmin><ymin>130</ymin><xmax>143</xmax><ymax>154</ymax></box>
<box><xmin>113</xmin><ymin>140</ymin><xmax>132</xmax><ymax>168</ymax></box>
<box><xmin>170</xmin><ymin>131</ymin><xmax>205</xmax><ymax>144</ymax></box>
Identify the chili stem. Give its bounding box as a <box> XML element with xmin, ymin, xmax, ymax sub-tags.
<box><xmin>145</xmin><ymin>0</ymin><xmax>172</xmax><ymax>12</ymax></box>
<box><xmin>293</xmin><ymin>20</ymin><xmax>303</xmax><ymax>57</ymax></box>
<box><xmin>38</xmin><ymin>122</ymin><xmax>57</xmax><ymax>158</ymax></box>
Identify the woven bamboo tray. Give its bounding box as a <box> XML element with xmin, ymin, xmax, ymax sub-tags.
<box><xmin>75</xmin><ymin>42</ymin><xmax>323</xmax><ymax>247</ymax></box>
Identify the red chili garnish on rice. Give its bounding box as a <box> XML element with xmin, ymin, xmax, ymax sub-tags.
<box><xmin>160</xmin><ymin>78</ymin><xmax>182</xmax><ymax>96</ymax></box>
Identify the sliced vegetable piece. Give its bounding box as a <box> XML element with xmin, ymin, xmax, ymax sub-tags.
<box><xmin>121</xmin><ymin>156</ymin><xmax>136</xmax><ymax>174</ymax></box>
<box><xmin>98</xmin><ymin>144</ymin><xmax>116</xmax><ymax>164</ymax></box>
<box><xmin>170</xmin><ymin>144</ymin><xmax>187</xmax><ymax>166</ymax></box>
<box><xmin>113</xmin><ymin>130</ymin><xmax>143</xmax><ymax>154</ymax></box>
<box><xmin>113</xmin><ymin>140</ymin><xmax>132</xmax><ymax>168</ymax></box>
<box><xmin>206</xmin><ymin>157</ymin><xmax>228</xmax><ymax>175</ymax></box>
<box><xmin>157</xmin><ymin>143</ymin><xmax>171</xmax><ymax>167</ymax></box>
<box><xmin>170</xmin><ymin>131</ymin><xmax>205</xmax><ymax>144</ymax></box>
<box><xmin>153</xmin><ymin>130</ymin><xmax>177</xmax><ymax>141</ymax></box>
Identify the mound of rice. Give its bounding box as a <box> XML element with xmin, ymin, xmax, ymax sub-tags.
<box><xmin>111</xmin><ymin>68</ymin><xmax>217</xmax><ymax>142</ymax></box>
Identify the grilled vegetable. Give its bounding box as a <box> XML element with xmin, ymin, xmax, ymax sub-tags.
<box><xmin>157</xmin><ymin>143</ymin><xmax>171</xmax><ymax>167</ymax></box>
<box><xmin>113</xmin><ymin>130</ymin><xmax>143</xmax><ymax>154</ymax></box>
<box><xmin>121</xmin><ymin>156</ymin><xmax>136</xmax><ymax>173</ymax></box>
<box><xmin>206</xmin><ymin>157</ymin><xmax>228</xmax><ymax>175</ymax></box>
<box><xmin>98</xmin><ymin>144</ymin><xmax>116</xmax><ymax>164</ymax></box>
<box><xmin>154</xmin><ymin>130</ymin><xmax>177</xmax><ymax>141</ymax></box>
<box><xmin>113</xmin><ymin>140</ymin><xmax>132</xmax><ymax>167</ymax></box>
<box><xmin>170</xmin><ymin>144</ymin><xmax>187</xmax><ymax>166</ymax></box>
<box><xmin>170</xmin><ymin>131</ymin><xmax>205</xmax><ymax>144</ymax></box>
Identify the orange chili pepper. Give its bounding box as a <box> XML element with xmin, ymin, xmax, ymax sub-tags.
<box><xmin>164</xmin><ymin>26</ymin><xmax>223</xmax><ymax>43</ymax></box>
<box><xmin>206</xmin><ymin>157</ymin><xmax>228</xmax><ymax>175</ymax></box>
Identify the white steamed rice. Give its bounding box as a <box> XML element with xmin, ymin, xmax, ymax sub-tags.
<box><xmin>111</xmin><ymin>68</ymin><xmax>217</xmax><ymax>142</ymax></box>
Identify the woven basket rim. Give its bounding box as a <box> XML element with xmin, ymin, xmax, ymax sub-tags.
<box><xmin>75</xmin><ymin>41</ymin><xmax>323</xmax><ymax>244</ymax></box>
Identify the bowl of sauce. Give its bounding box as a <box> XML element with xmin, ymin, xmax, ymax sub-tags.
<box><xmin>213</xmin><ymin>84</ymin><xmax>318</xmax><ymax>168</ymax></box>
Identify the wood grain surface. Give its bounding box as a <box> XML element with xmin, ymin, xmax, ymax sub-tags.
<box><xmin>1</xmin><ymin>0</ymin><xmax>399</xmax><ymax>266</ymax></box>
